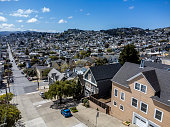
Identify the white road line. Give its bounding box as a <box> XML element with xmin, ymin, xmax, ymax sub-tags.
<box><xmin>33</xmin><ymin>100</ymin><xmax>51</xmax><ymax>106</ymax></box>
<box><xmin>26</xmin><ymin>91</ymin><xmax>40</xmax><ymax>95</ymax></box>
<box><xmin>72</xmin><ymin>123</ymin><xmax>88</xmax><ymax>127</ymax></box>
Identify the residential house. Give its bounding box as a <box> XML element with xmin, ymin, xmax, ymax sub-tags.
<box><xmin>111</xmin><ymin>62</ymin><xmax>170</xmax><ymax>127</ymax></box>
<box><xmin>48</xmin><ymin>68</ymin><xmax>65</xmax><ymax>85</ymax></box>
<box><xmin>36</xmin><ymin>66</ymin><xmax>52</xmax><ymax>80</ymax></box>
<box><xmin>83</xmin><ymin>63</ymin><xmax>121</xmax><ymax>97</ymax></box>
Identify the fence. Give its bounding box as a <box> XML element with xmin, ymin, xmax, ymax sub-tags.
<box><xmin>89</xmin><ymin>95</ymin><xmax>110</xmax><ymax>114</ymax></box>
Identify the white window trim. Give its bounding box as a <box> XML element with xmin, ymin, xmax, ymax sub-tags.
<box><xmin>134</xmin><ymin>82</ymin><xmax>147</xmax><ymax>94</ymax></box>
<box><xmin>141</xmin><ymin>84</ymin><xmax>147</xmax><ymax>94</ymax></box>
<box><xmin>154</xmin><ymin>108</ymin><xmax>163</xmax><ymax>122</ymax></box>
<box><xmin>114</xmin><ymin>88</ymin><xmax>118</xmax><ymax>97</ymax></box>
<box><xmin>120</xmin><ymin>91</ymin><xmax>125</xmax><ymax>101</ymax></box>
<box><xmin>113</xmin><ymin>100</ymin><xmax>117</xmax><ymax>107</ymax></box>
<box><xmin>131</xmin><ymin>97</ymin><xmax>138</xmax><ymax>109</ymax></box>
<box><xmin>140</xmin><ymin>101</ymin><xmax>148</xmax><ymax>114</ymax></box>
<box><xmin>119</xmin><ymin>104</ymin><xmax>124</xmax><ymax>111</ymax></box>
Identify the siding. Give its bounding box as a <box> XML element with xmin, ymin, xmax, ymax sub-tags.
<box><xmin>111</xmin><ymin>75</ymin><xmax>170</xmax><ymax>127</ymax></box>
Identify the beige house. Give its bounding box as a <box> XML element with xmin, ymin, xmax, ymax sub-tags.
<box><xmin>111</xmin><ymin>62</ymin><xmax>170</xmax><ymax>127</ymax></box>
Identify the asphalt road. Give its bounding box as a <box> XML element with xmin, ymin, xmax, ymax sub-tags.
<box><xmin>8</xmin><ymin>44</ymin><xmax>38</xmax><ymax>96</ymax></box>
<box><xmin>6</xmin><ymin>45</ymin><xmax>86</xmax><ymax>127</ymax></box>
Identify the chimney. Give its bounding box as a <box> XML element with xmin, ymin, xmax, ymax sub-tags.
<box><xmin>140</xmin><ymin>59</ymin><xmax>145</xmax><ymax>68</ymax></box>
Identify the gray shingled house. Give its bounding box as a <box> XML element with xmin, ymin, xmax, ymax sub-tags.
<box><xmin>83</xmin><ymin>63</ymin><xmax>121</xmax><ymax>97</ymax></box>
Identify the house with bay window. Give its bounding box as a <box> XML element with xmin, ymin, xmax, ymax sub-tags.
<box><xmin>111</xmin><ymin>62</ymin><xmax>170</xmax><ymax>127</ymax></box>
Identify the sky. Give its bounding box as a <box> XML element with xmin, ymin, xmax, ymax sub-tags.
<box><xmin>0</xmin><ymin>0</ymin><xmax>170</xmax><ymax>32</ymax></box>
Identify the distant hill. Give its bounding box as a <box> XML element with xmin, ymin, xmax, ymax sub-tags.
<box><xmin>0</xmin><ymin>31</ymin><xmax>37</xmax><ymax>36</ymax></box>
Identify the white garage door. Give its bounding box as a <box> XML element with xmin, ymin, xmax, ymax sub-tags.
<box><xmin>135</xmin><ymin>116</ymin><xmax>147</xmax><ymax>127</ymax></box>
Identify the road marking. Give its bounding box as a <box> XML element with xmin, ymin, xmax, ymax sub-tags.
<box><xmin>37</xmin><ymin>105</ymin><xmax>42</xmax><ymax>107</ymax></box>
<box><xmin>26</xmin><ymin>91</ymin><xmax>40</xmax><ymax>95</ymax></box>
<box><xmin>33</xmin><ymin>100</ymin><xmax>51</xmax><ymax>106</ymax></box>
<box><xmin>25</xmin><ymin>117</ymin><xmax>47</xmax><ymax>127</ymax></box>
<box><xmin>72</xmin><ymin>123</ymin><xmax>88</xmax><ymax>127</ymax></box>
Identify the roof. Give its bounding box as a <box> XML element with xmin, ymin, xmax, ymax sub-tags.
<box><xmin>36</xmin><ymin>66</ymin><xmax>49</xmax><ymax>70</ymax></box>
<box><xmin>112</xmin><ymin>62</ymin><xmax>170</xmax><ymax>106</ymax></box>
<box><xmin>90</xmin><ymin>63</ymin><xmax>122</xmax><ymax>82</ymax></box>
<box><xmin>144</xmin><ymin>61</ymin><xmax>170</xmax><ymax>70</ymax></box>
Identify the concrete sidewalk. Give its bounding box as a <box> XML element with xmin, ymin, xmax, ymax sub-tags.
<box><xmin>73</xmin><ymin>104</ymin><xmax>137</xmax><ymax>127</ymax></box>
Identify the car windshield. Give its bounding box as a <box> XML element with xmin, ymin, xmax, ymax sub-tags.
<box><xmin>65</xmin><ymin>110</ymin><xmax>70</xmax><ymax>113</ymax></box>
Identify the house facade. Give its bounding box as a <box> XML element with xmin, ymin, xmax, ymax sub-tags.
<box><xmin>48</xmin><ymin>68</ymin><xmax>65</xmax><ymax>85</ymax></box>
<box><xmin>111</xmin><ymin>62</ymin><xmax>170</xmax><ymax>127</ymax></box>
<box><xmin>83</xmin><ymin>63</ymin><xmax>121</xmax><ymax>97</ymax></box>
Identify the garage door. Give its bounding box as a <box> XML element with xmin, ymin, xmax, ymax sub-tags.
<box><xmin>135</xmin><ymin>116</ymin><xmax>147</xmax><ymax>127</ymax></box>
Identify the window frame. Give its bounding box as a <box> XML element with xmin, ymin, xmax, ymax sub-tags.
<box><xmin>113</xmin><ymin>100</ymin><xmax>117</xmax><ymax>107</ymax></box>
<box><xmin>120</xmin><ymin>91</ymin><xmax>125</xmax><ymax>101</ymax></box>
<box><xmin>114</xmin><ymin>88</ymin><xmax>118</xmax><ymax>97</ymax></box>
<box><xmin>154</xmin><ymin>108</ymin><xmax>163</xmax><ymax>122</ymax></box>
<box><xmin>134</xmin><ymin>82</ymin><xmax>147</xmax><ymax>94</ymax></box>
<box><xmin>119</xmin><ymin>104</ymin><xmax>124</xmax><ymax>111</ymax></box>
<box><xmin>131</xmin><ymin>97</ymin><xmax>138</xmax><ymax>108</ymax></box>
<box><xmin>140</xmin><ymin>101</ymin><xmax>148</xmax><ymax>114</ymax></box>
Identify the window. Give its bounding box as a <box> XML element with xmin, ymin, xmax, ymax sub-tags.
<box><xmin>154</xmin><ymin>109</ymin><xmax>163</xmax><ymax>122</ymax></box>
<box><xmin>131</xmin><ymin>97</ymin><xmax>138</xmax><ymax>108</ymax></box>
<box><xmin>134</xmin><ymin>82</ymin><xmax>147</xmax><ymax>94</ymax></box>
<box><xmin>113</xmin><ymin>101</ymin><xmax>117</xmax><ymax>107</ymax></box>
<box><xmin>135</xmin><ymin>83</ymin><xmax>140</xmax><ymax>90</ymax></box>
<box><xmin>114</xmin><ymin>88</ymin><xmax>118</xmax><ymax>97</ymax></box>
<box><xmin>120</xmin><ymin>92</ymin><xmax>125</xmax><ymax>101</ymax></box>
<box><xmin>140</xmin><ymin>102</ymin><xmax>148</xmax><ymax>114</ymax></box>
<box><xmin>141</xmin><ymin>85</ymin><xmax>146</xmax><ymax>93</ymax></box>
<box><xmin>119</xmin><ymin>104</ymin><xmax>124</xmax><ymax>111</ymax></box>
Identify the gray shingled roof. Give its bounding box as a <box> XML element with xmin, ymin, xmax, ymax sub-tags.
<box><xmin>142</xmin><ymin>70</ymin><xmax>160</xmax><ymax>92</ymax></box>
<box><xmin>90</xmin><ymin>63</ymin><xmax>121</xmax><ymax>82</ymax></box>
<box><xmin>112</xmin><ymin>62</ymin><xmax>170</xmax><ymax>106</ymax></box>
<box><xmin>144</xmin><ymin>61</ymin><xmax>170</xmax><ymax>70</ymax></box>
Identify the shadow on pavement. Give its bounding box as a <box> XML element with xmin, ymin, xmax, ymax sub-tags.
<box><xmin>50</xmin><ymin>98</ymin><xmax>81</xmax><ymax>109</ymax></box>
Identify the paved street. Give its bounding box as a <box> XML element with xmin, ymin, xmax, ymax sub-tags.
<box><xmin>4</xmin><ymin>45</ymin><xmax>86</xmax><ymax>127</ymax></box>
<box><xmin>8</xmin><ymin>45</ymin><xmax>38</xmax><ymax>95</ymax></box>
<box><xmin>13</xmin><ymin>92</ymin><xmax>85</xmax><ymax>127</ymax></box>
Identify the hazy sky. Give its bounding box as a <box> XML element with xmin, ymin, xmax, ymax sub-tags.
<box><xmin>0</xmin><ymin>0</ymin><xmax>170</xmax><ymax>32</ymax></box>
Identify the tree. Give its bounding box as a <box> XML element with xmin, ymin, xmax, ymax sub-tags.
<box><xmin>95</xmin><ymin>58</ymin><xmax>108</xmax><ymax>66</ymax></box>
<box><xmin>107</xmin><ymin>48</ymin><xmax>112</xmax><ymax>53</ymax></box>
<box><xmin>119</xmin><ymin>44</ymin><xmax>140</xmax><ymax>65</ymax></box>
<box><xmin>45</xmin><ymin>80</ymin><xmax>81</xmax><ymax>103</ymax></box>
<box><xmin>105</xmin><ymin>43</ymin><xmax>109</xmax><ymax>48</ymax></box>
<box><xmin>25</xmin><ymin>48</ymin><xmax>29</xmax><ymax>55</ymax></box>
<box><xmin>42</xmin><ymin>68</ymin><xmax>51</xmax><ymax>77</ymax></box>
<box><xmin>0</xmin><ymin>93</ymin><xmax>21</xmax><ymax>127</ymax></box>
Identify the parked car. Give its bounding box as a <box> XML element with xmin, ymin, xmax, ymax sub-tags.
<box><xmin>39</xmin><ymin>92</ymin><xmax>45</xmax><ymax>98</ymax></box>
<box><xmin>60</xmin><ymin>108</ymin><xmax>72</xmax><ymax>118</ymax></box>
<box><xmin>43</xmin><ymin>80</ymin><xmax>48</xmax><ymax>82</ymax></box>
<box><xmin>27</xmin><ymin>77</ymin><xmax>32</xmax><ymax>81</ymax></box>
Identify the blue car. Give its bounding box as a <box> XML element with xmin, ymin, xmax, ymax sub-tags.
<box><xmin>60</xmin><ymin>108</ymin><xmax>72</xmax><ymax>118</ymax></box>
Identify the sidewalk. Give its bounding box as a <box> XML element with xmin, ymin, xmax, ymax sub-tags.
<box><xmin>73</xmin><ymin>104</ymin><xmax>137</xmax><ymax>127</ymax></box>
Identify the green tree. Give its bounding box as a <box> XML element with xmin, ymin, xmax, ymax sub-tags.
<box><xmin>0</xmin><ymin>93</ymin><xmax>14</xmax><ymax>103</ymax></box>
<box><xmin>0</xmin><ymin>93</ymin><xmax>21</xmax><ymax>127</ymax></box>
<box><xmin>42</xmin><ymin>68</ymin><xmax>51</xmax><ymax>77</ymax></box>
<box><xmin>119</xmin><ymin>44</ymin><xmax>140</xmax><ymax>65</ymax></box>
<box><xmin>107</xmin><ymin>48</ymin><xmax>112</xmax><ymax>53</ymax></box>
<box><xmin>105</xmin><ymin>43</ymin><xmax>109</xmax><ymax>48</ymax></box>
<box><xmin>95</xmin><ymin>58</ymin><xmax>108</xmax><ymax>66</ymax></box>
<box><xmin>45</xmin><ymin>80</ymin><xmax>81</xmax><ymax>103</ymax></box>
<box><xmin>25</xmin><ymin>48</ymin><xmax>29</xmax><ymax>55</ymax></box>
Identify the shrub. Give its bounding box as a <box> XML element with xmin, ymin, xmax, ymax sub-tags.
<box><xmin>70</xmin><ymin>107</ymin><xmax>78</xmax><ymax>113</ymax></box>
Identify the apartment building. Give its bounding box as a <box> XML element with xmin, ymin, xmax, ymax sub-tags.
<box><xmin>111</xmin><ymin>62</ymin><xmax>170</xmax><ymax>127</ymax></box>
